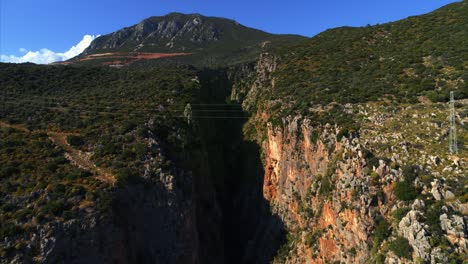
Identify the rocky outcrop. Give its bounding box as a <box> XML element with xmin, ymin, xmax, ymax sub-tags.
<box><xmin>440</xmin><ymin>213</ymin><xmax>467</xmax><ymax>250</ymax></box>
<box><xmin>232</xmin><ymin>55</ymin><xmax>468</xmax><ymax>263</ymax></box>
<box><xmin>85</xmin><ymin>13</ymin><xmax>221</xmax><ymax>53</ymax></box>
<box><xmin>398</xmin><ymin>200</ymin><xmax>431</xmax><ymax>261</ymax></box>
<box><xmin>251</xmin><ymin>113</ymin><xmax>467</xmax><ymax>264</ymax></box>
<box><xmin>260</xmin><ymin>118</ymin><xmax>376</xmax><ymax>263</ymax></box>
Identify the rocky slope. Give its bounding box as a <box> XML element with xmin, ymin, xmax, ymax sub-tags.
<box><xmin>75</xmin><ymin>13</ymin><xmax>306</xmax><ymax>66</ymax></box>
<box><xmin>1</xmin><ymin>1</ymin><xmax>467</xmax><ymax>264</ymax></box>
<box><xmin>229</xmin><ymin>48</ymin><xmax>467</xmax><ymax>263</ymax></box>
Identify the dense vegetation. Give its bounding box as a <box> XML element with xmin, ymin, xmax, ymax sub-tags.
<box><xmin>2</xmin><ymin>64</ymin><xmax>203</xmax><ymax>179</ymax></box>
<box><xmin>0</xmin><ymin>128</ymin><xmax>112</xmax><ymax>257</ymax></box>
<box><xmin>270</xmin><ymin>0</ymin><xmax>468</xmax><ymax>118</ymax></box>
<box><xmin>0</xmin><ymin>62</ymin><xmax>206</xmax><ymax>258</ymax></box>
<box><xmin>388</xmin><ymin>236</ymin><xmax>412</xmax><ymax>259</ymax></box>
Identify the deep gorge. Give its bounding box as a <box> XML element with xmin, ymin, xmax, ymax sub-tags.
<box><xmin>191</xmin><ymin>69</ymin><xmax>285</xmax><ymax>264</ymax></box>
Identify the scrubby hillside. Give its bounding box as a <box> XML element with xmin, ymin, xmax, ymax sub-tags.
<box><xmin>270</xmin><ymin>0</ymin><xmax>467</xmax><ymax>112</ymax></box>
<box><xmin>0</xmin><ymin>1</ymin><xmax>467</xmax><ymax>264</ymax></box>
<box><xmin>229</xmin><ymin>1</ymin><xmax>467</xmax><ymax>263</ymax></box>
<box><xmin>0</xmin><ymin>64</ymin><xmax>202</xmax><ymax>263</ymax></box>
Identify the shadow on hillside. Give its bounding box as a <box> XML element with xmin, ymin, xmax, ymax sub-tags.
<box><xmin>192</xmin><ymin>69</ymin><xmax>286</xmax><ymax>264</ymax></box>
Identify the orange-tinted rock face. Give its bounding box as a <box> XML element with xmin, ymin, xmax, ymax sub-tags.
<box><xmin>319</xmin><ymin>237</ymin><xmax>337</xmax><ymax>260</ymax></box>
<box><xmin>260</xmin><ymin>117</ymin><xmax>382</xmax><ymax>264</ymax></box>
<box><xmin>321</xmin><ymin>202</ymin><xmax>336</xmax><ymax>227</ymax></box>
<box><xmin>264</xmin><ymin>162</ymin><xmax>277</xmax><ymax>201</ymax></box>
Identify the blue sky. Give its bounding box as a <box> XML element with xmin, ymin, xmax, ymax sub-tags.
<box><xmin>0</xmin><ymin>0</ymin><xmax>460</xmax><ymax>63</ymax></box>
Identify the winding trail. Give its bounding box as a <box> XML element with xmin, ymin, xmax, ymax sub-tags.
<box><xmin>0</xmin><ymin>121</ymin><xmax>115</xmax><ymax>184</ymax></box>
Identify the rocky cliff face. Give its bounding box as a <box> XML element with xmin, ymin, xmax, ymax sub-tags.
<box><xmin>6</xmin><ymin>184</ymin><xmax>196</xmax><ymax>264</ymax></box>
<box><xmin>232</xmin><ymin>54</ymin><xmax>467</xmax><ymax>263</ymax></box>
<box><xmin>1</xmin><ymin>34</ymin><xmax>466</xmax><ymax>263</ymax></box>
<box><xmin>1</xmin><ymin>132</ymin><xmax>197</xmax><ymax>264</ymax></box>
<box><xmin>263</xmin><ymin>120</ymin><xmax>376</xmax><ymax>263</ymax></box>
<box><xmin>85</xmin><ymin>13</ymin><xmax>221</xmax><ymax>53</ymax></box>
<box><xmin>257</xmin><ymin>112</ymin><xmax>466</xmax><ymax>264</ymax></box>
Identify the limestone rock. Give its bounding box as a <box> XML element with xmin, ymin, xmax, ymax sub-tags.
<box><xmin>440</xmin><ymin>214</ymin><xmax>467</xmax><ymax>250</ymax></box>
<box><xmin>398</xmin><ymin>208</ymin><xmax>431</xmax><ymax>261</ymax></box>
<box><xmin>431</xmin><ymin>179</ymin><xmax>443</xmax><ymax>201</ymax></box>
<box><xmin>444</xmin><ymin>190</ymin><xmax>455</xmax><ymax>200</ymax></box>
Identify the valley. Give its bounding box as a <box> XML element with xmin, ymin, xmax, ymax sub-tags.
<box><xmin>0</xmin><ymin>1</ymin><xmax>467</xmax><ymax>263</ymax></box>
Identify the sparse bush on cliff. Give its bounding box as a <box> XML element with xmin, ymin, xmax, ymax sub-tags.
<box><xmin>305</xmin><ymin>229</ymin><xmax>323</xmax><ymax>249</ymax></box>
<box><xmin>402</xmin><ymin>165</ymin><xmax>421</xmax><ymax>183</ymax></box>
<box><xmin>425</xmin><ymin>202</ymin><xmax>444</xmax><ymax>236</ymax></box>
<box><xmin>0</xmin><ymin>223</ymin><xmax>24</xmax><ymax>239</ymax></box>
<box><xmin>394</xmin><ymin>182</ymin><xmax>418</xmax><ymax>201</ymax></box>
<box><xmin>116</xmin><ymin>168</ymin><xmax>142</xmax><ymax>186</ymax></box>
<box><xmin>309</xmin><ymin>130</ymin><xmax>320</xmax><ymax>144</ymax></box>
<box><xmin>394</xmin><ymin>164</ymin><xmax>420</xmax><ymax>201</ymax></box>
<box><xmin>373</xmin><ymin>216</ymin><xmax>391</xmax><ymax>245</ymax></box>
<box><xmin>44</xmin><ymin>200</ymin><xmax>68</xmax><ymax>217</ymax></box>
<box><xmin>388</xmin><ymin>236</ymin><xmax>412</xmax><ymax>259</ymax></box>
<box><xmin>67</xmin><ymin>135</ymin><xmax>85</xmax><ymax>147</ymax></box>
<box><xmin>393</xmin><ymin>207</ymin><xmax>410</xmax><ymax>223</ymax></box>
<box><xmin>319</xmin><ymin>176</ymin><xmax>333</xmax><ymax>195</ymax></box>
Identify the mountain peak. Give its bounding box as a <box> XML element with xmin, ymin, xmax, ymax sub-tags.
<box><xmin>79</xmin><ymin>13</ymin><xmax>306</xmax><ymax>66</ymax></box>
<box><xmin>82</xmin><ymin>13</ymin><xmax>243</xmax><ymax>55</ymax></box>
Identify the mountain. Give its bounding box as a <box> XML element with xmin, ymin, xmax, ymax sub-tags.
<box><xmin>269</xmin><ymin>0</ymin><xmax>468</xmax><ymax>112</ymax></box>
<box><xmin>73</xmin><ymin>13</ymin><xmax>307</xmax><ymax>66</ymax></box>
<box><xmin>1</xmin><ymin>2</ymin><xmax>467</xmax><ymax>264</ymax></box>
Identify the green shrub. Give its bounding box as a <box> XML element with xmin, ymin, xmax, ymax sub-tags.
<box><xmin>390</xmin><ymin>162</ymin><xmax>399</xmax><ymax>170</ymax></box>
<box><xmin>120</xmin><ymin>121</ymin><xmax>137</xmax><ymax>134</ymax></box>
<box><xmin>136</xmin><ymin>127</ymin><xmax>148</xmax><ymax>138</ymax></box>
<box><xmin>116</xmin><ymin>168</ymin><xmax>142</xmax><ymax>186</ymax></box>
<box><xmin>120</xmin><ymin>149</ymin><xmax>136</xmax><ymax>161</ymax></box>
<box><xmin>85</xmin><ymin>192</ymin><xmax>95</xmax><ymax>201</ymax></box>
<box><xmin>0</xmin><ymin>166</ymin><xmax>20</xmax><ymax>178</ymax></box>
<box><xmin>373</xmin><ymin>217</ymin><xmax>391</xmax><ymax>245</ymax></box>
<box><xmin>367</xmin><ymin>157</ymin><xmax>380</xmax><ymax>170</ymax></box>
<box><xmin>44</xmin><ymin>200</ymin><xmax>67</xmax><ymax>217</ymax></box>
<box><xmin>134</xmin><ymin>144</ymin><xmax>147</xmax><ymax>159</ymax></box>
<box><xmin>0</xmin><ymin>223</ymin><xmax>23</xmax><ymax>237</ymax></box>
<box><xmin>375</xmin><ymin>254</ymin><xmax>385</xmax><ymax>264</ymax></box>
<box><xmin>393</xmin><ymin>207</ymin><xmax>410</xmax><ymax>222</ymax></box>
<box><xmin>46</xmin><ymin>162</ymin><xmax>59</xmax><ymax>172</ymax></box>
<box><xmin>305</xmin><ymin>229</ymin><xmax>323</xmax><ymax>248</ymax></box>
<box><xmin>426</xmin><ymin>202</ymin><xmax>443</xmax><ymax>236</ymax></box>
<box><xmin>97</xmin><ymin>141</ymin><xmax>120</xmax><ymax>156</ymax></box>
<box><xmin>394</xmin><ymin>182</ymin><xmax>417</xmax><ymax>201</ymax></box>
<box><xmin>1</xmin><ymin>203</ymin><xmax>17</xmax><ymax>212</ymax></box>
<box><xmin>371</xmin><ymin>172</ymin><xmax>380</xmax><ymax>184</ymax></box>
<box><xmin>310</xmin><ymin>130</ymin><xmax>320</xmax><ymax>144</ymax></box>
<box><xmin>319</xmin><ymin>176</ymin><xmax>333</xmax><ymax>195</ymax></box>
<box><xmin>388</xmin><ymin>236</ymin><xmax>412</xmax><ymax>259</ymax></box>
<box><xmin>337</xmin><ymin>128</ymin><xmax>350</xmax><ymax>141</ymax></box>
<box><xmin>67</xmin><ymin>135</ymin><xmax>84</xmax><ymax>147</ymax></box>
<box><xmin>402</xmin><ymin>165</ymin><xmax>421</xmax><ymax>183</ymax></box>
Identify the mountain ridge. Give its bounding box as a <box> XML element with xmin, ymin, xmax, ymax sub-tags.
<box><xmin>76</xmin><ymin>12</ymin><xmax>306</xmax><ymax>66</ymax></box>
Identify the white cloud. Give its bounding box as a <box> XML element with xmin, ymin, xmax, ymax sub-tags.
<box><xmin>1</xmin><ymin>35</ymin><xmax>98</xmax><ymax>64</ymax></box>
